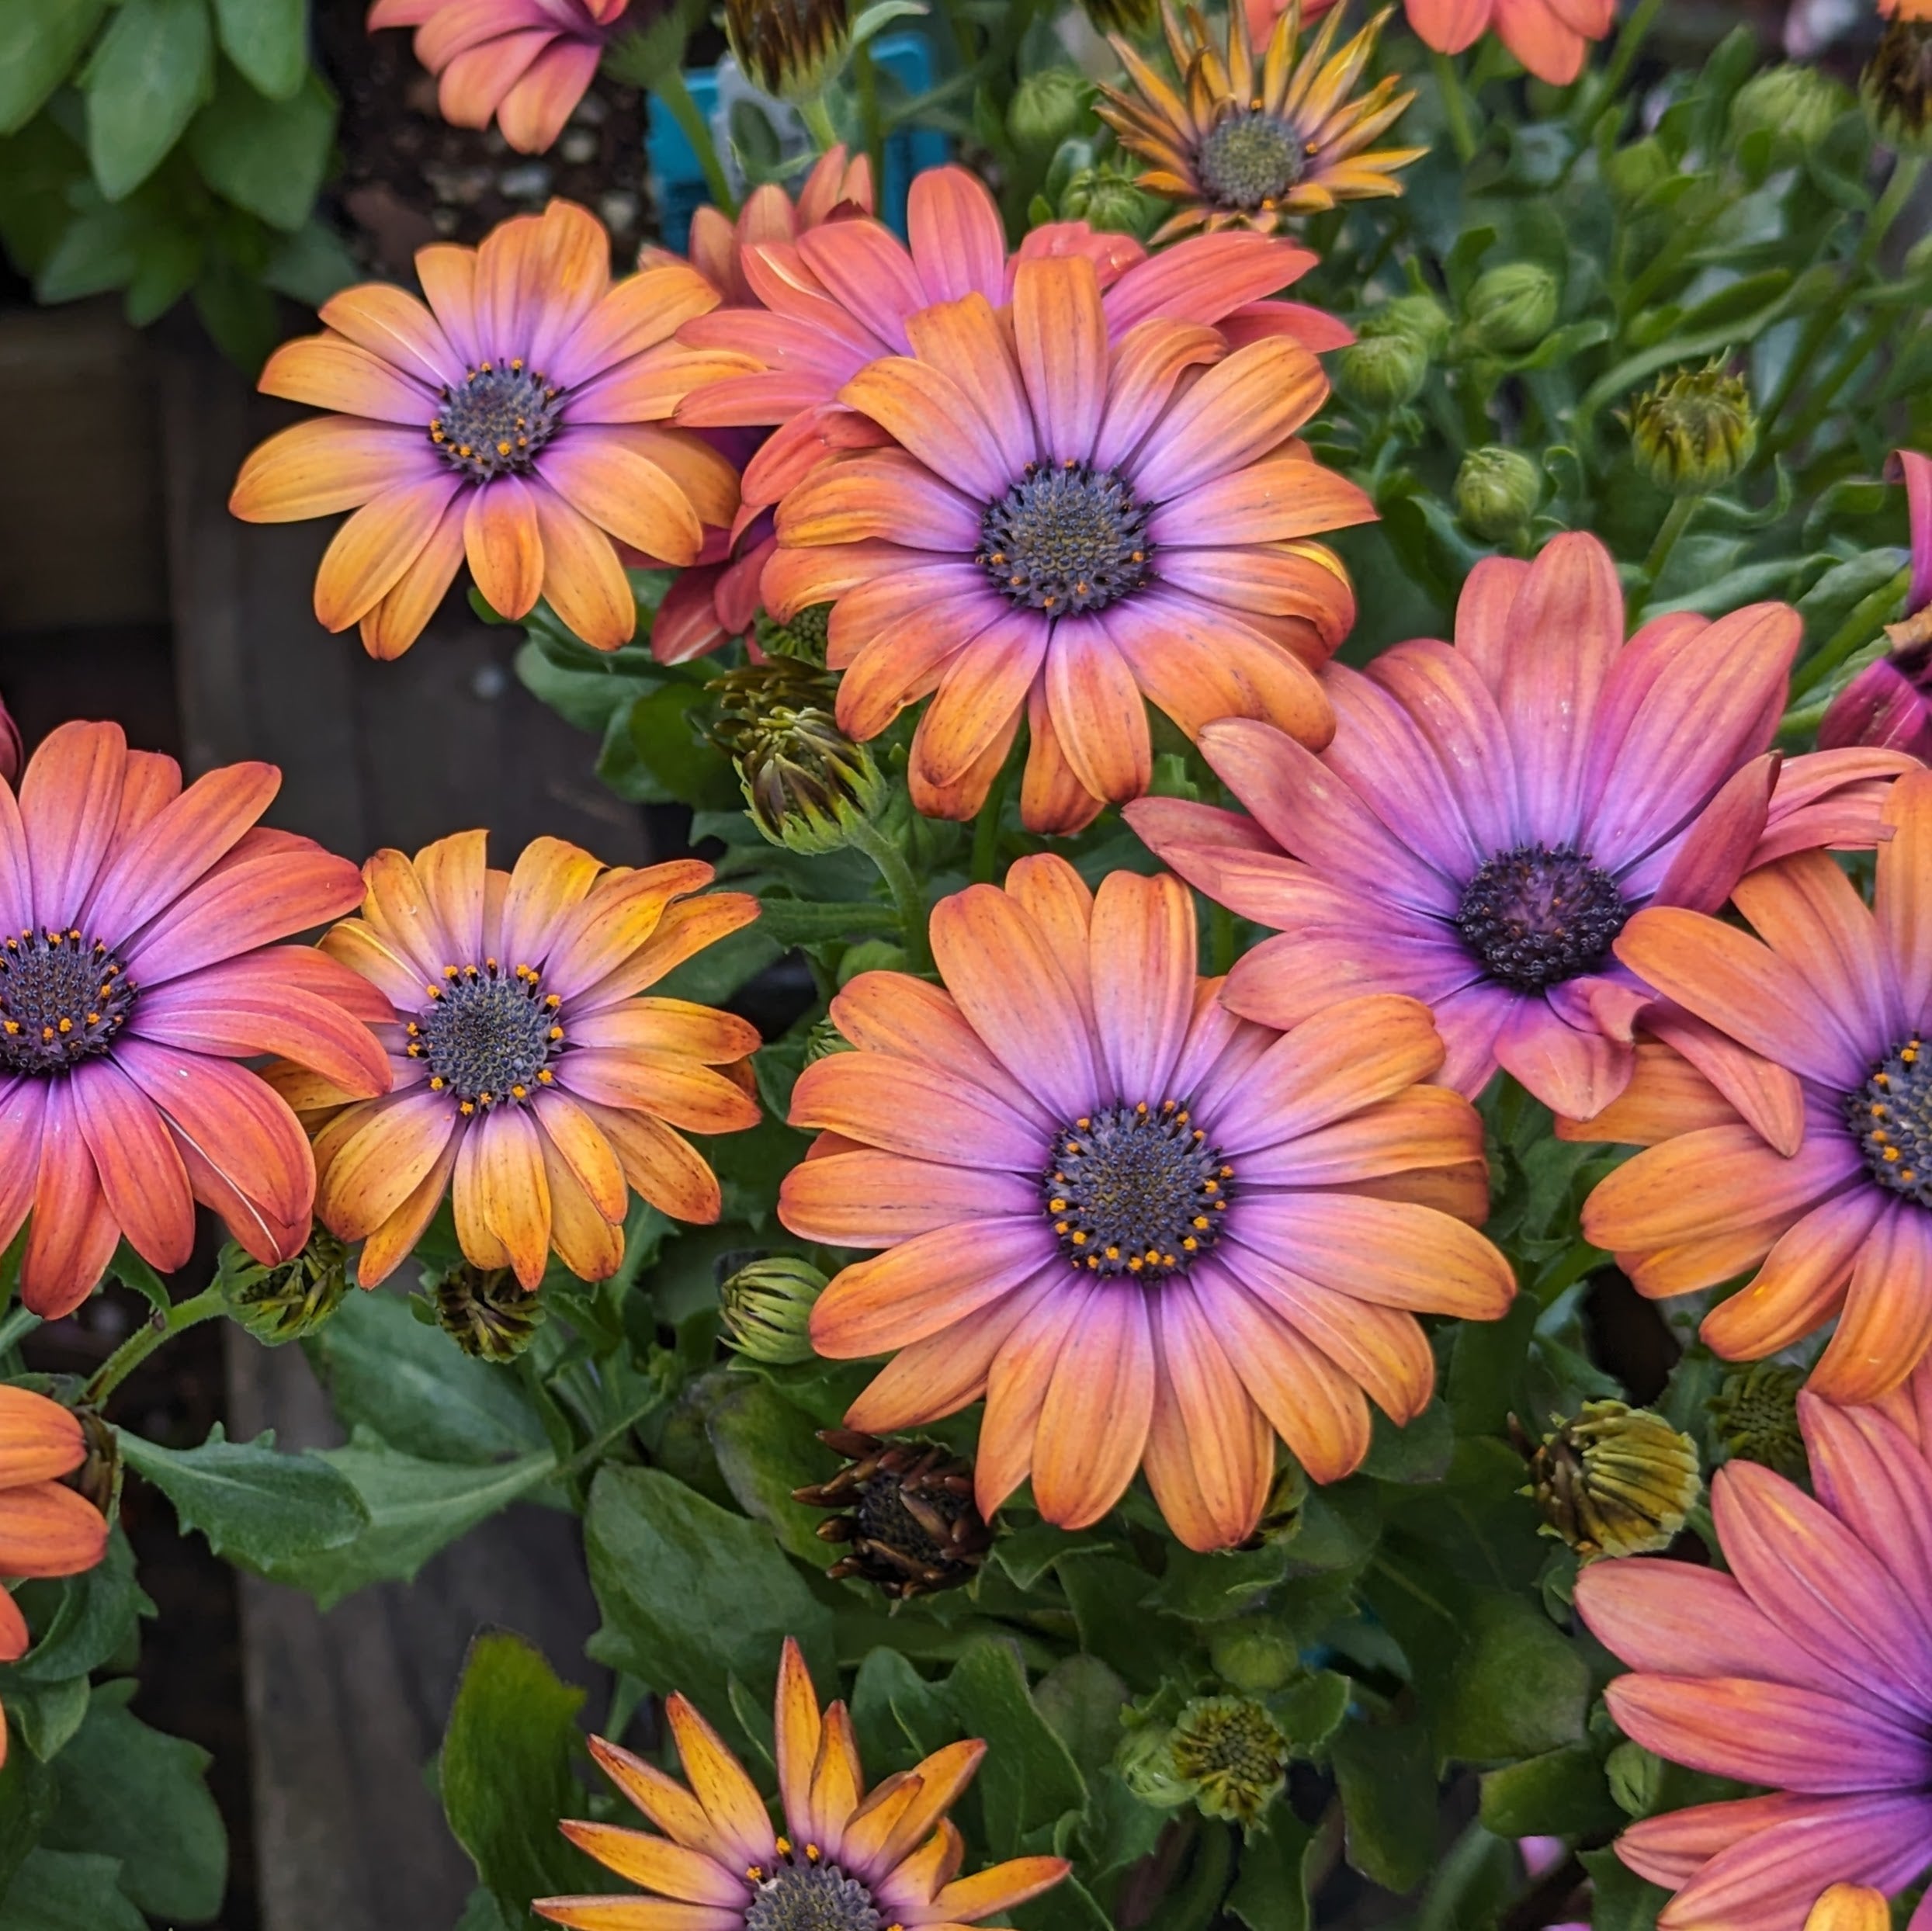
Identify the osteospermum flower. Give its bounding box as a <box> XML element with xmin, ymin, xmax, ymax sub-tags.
<box><xmin>229</xmin><ymin>199</ymin><xmax>752</xmax><ymax>658</ymax></box>
<box><xmin>1</xmin><ymin>1385</ymin><xmax>109</xmax><ymax>1769</ymax></box>
<box><xmin>0</xmin><ymin>723</ymin><xmax>385</xmax><ymax>1319</ymax></box>
<box><xmin>1129</xmin><ymin>532</ymin><xmax>1915</xmax><ymax>1119</ymax></box>
<box><xmin>1574</xmin><ymin>1391</ymin><xmax>1932</xmax><ymax>1930</ymax></box>
<box><xmin>536</xmin><ymin>1638</ymin><xmax>1067</xmax><ymax>1931</ymax></box>
<box><xmin>275</xmin><ymin>831</ymin><xmax>761</xmax><ymax>1288</ymax></box>
<box><xmin>1404</xmin><ymin>0</ymin><xmax>1612</xmax><ymax>87</ymax></box>
<box><xmin>1575</xmin><ymin>768</ymin><xmax>1932</xmax><ymax>1403</ymax></box>
<box><xmin>366</xmin><ymin>0</ymin><xmax>629</xmax><ymax>154</ymax></box>
<box><xmin>779</xmin><ymin>858</ymin><xmax>1514</xmax><ymax>1551</ymax></box>
<box><xmin>674</xmin><ymin>161</ymin><xmax>1353</xmax><ymax>521</ymax></box>
<box><xmin>1096</xmin><ymin>2</ymin><xmax>1424</xmax><ymax>243</ymax></box>
<box><xmin>764</xmin><ymin>255</ymin><xmax>1374</xmax><ymax>832</ymax></box>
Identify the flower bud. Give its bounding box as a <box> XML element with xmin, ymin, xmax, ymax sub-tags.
<box><xmin>1455</xmin><ymin>445</ymin><xmax>1543</xmax><ymax>542</ymax></box>
<box><xmin>1117</xmin><ymin>1722</ymin><xmax>1194</xmax><ymax>1807</ymax></box>
<box><xmin>220</xmin><ymin>1232</ymin><xmax>351</xmax><ymax>1346</ymax></box>
<box><xmin>433</xmin><ymin>1264</ymin><xmax>546</xmax><ymax>1362</ymax></box>
<box><xmin>754</xmin><ymin>601</ymin><xmax>832</xmax><ymax>668</ymax></box>
<box><xmin>1078</xmin><ymin>0</ymin><xmax>1160</xmax><ymax>34</ymax></box>
<box><xmin>1008</xmin><ymin>69</ymin><xmax>1093</xmax><ymax>163</ymax></box>
<box><xmin>724</xmin><ymin>0</ymin><xmax>851</xmax><ymax>102</ymax></box>
<box><xmin>1168</xmin><ymin>1695</ymin><xmax>1289</xmax><ymax>1832</ymax></box>
<box><xmin>1360</xmin><ymin>292</ymin><xmax>1452</xmax><ymax>356</ymax></box>
<box><xmin>1604</xmin><ymin>137</ymin><xmax>1672</xmax><ymax>206</ymax></box>
<box><xmin>719</xmin><ymin>1255</ymin><xmax>824</xmax><ymax>1365</ymax></box>
<box><xmin>1625</xmin><ymin>362</ymin><xmax>1757</xmax><ymax>495</ymax></box>
<box><xmin>1819</xmin><ymin>647</ymin><xmax>1932</xmax><ymax>762</ymax></box>
<box><xmin>1604</xmin><ymin>1739</ymin><xmax>1664</xmax><ymax>1818</ymax></box>
<box><xmin>1207</xmin><ymin>1621</ymin><xmax>1299</xmax><ymax>1695</ymax></box>
<box><xmin>793</xmin><ymin>1428</ymin><xmax>990</xmax><ymax>1597</ymax></box>
<box><xmin>1060</xmin><ymin>161</ymin><xmax>1154</xmax><ymax>234</ymax></box>
<box><xmin>0</xmin><ymin>692</ymin><xmax>19</xmax><ymax>788</ymax></box>
<box><xmin>1729</xmin><ymin>64</ymin><xmax>1850</xmax><ymax>153</ymax></box>
<box><xmin>1707</xmin><ymin>1361</ymin><xmax>1808</xmax><ymax>1479</ymax></box>
<box><xmin>1864</xmin><ymin>19</ymin><xmax>1932</xmax><ymax>155</ymax></box>
<box><xmin>803</xmin><ymin>1014</ymin><xmax>855</xmax><ymax>1063</ymax></box>
<box><xmin>1465</xmin><ymin>262</ymin><xmax>1559</xmax><ymax>355</ymax></box>
<box><xmin>1335</xmin><ymin>332</ymin><xmax>1429</xmax><ymax>411</ymax></box>
<box><xmin>1525</xmin><ymin>1400</ymin><xmax>1701</xmax><ymax>1561</ymax></box>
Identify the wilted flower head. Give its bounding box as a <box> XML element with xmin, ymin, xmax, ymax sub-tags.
<box><xmin>1525</xmin><ymin>1400</ymin><xmax>1701</xmax><ymax>1560</ymax></box>
<box><xmin>1708</xmin><ymin>1362</ymin><xmax>1808</xmax><ymax>1479</ymax></box>
<box><xmin>1627</xmin><ymin>362</ymin><xmax>1759</xmax><ymax>495</ymax></box>
<box><xmin>724</xmin><ymin>0</ymin><xmax>851</xmax><ymax>101</ymax></box>
<box><xmin>433</xmin><ymin>1262</ymin><xmax>547</xmax><ymax>1360</ymax></box>
<box><xmin>1168</xmin><ymin>1695</ymin><xmax>1289</xmax><ymax>1831</ymax></box>
<box><xmin>793</xmin><ymin>1429</ymin><xmax>991</xmax><ymax>1597</ymax></box>
<box><xmin>1865</xmin><ymin>17</ymin><xmax>1932</xmax><ymax>154</ymax></box>
<box><xmin>720</xmin><ymin>1253</ymin><xmax>826</xmax><ymax>1364</ymax></box>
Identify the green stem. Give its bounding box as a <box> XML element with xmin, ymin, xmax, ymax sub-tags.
<box><xmin>1210</xmin><ymin>901</ymin><xmax>1236</xmax><ymax>978</ymax></box>
<box><xmin>799</xmin><ymin>92</ymin><xmax>841</xmax><ymax>154</ymax></box>
<box><xmin>853</xmin><ymin>41</ymin><xmax>884</xmax><ymax>190</ymax></box>
<box><xmin>0</xmin><ymin>1307</ymin><xmax>40</xmax><ymax>1357</ymax></box>
<box><xmin>1638</xmin><ymin>494</ymin><xmax>1699</xmax><ymax>598</ymax></box>
<box><xmin>652</xmin><ymin>68</ymin><xmax>736</xmax><ymax>214</ymax></box>
<box><xmin>849</xmin><ymin>819</ymin><xmax>933</xmax><ymax>974</ymax></box>
<box><xmin>1788</xmin><ymin>564</ymin><xmax>1913</xmax><ymax>699</ymax></box>
<box><xmin>85</xmin><ymin>1285</ymin><xmax>227</xmax><ymax>1409</ymax></box>
<box><xmin>1760</xmin><ymin>314</ymin><xmax>1890</xmax><ymax>466</ymax></box>
<box><xmin>1431</xmin><ymin>50</ymin><xmax>1476</xmax><ymax>165</ymax></box>
<box><xmin>1580</xmin><ymin>0</ymin><xmax>1663</xmax><ymax>127</ymax></box>
<box><xmin>970</xmin><ymin>760</ymin><xmax>1013</xmax><ymax>884</ymax></box>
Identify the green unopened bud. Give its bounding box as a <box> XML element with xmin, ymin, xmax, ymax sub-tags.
<box><xmin>1077</xmin><ymin>0</ymin><xmax>1160</xmax><ymax>35</ymax></box>
<box><xmin>433</xmin><ymin>1264</ymin><xmax>545</xmax><ymax>1362</ymax></box>
<box><xmin>724</xmin><ymin>0</ymin><xmax>851</xmax><ymax>101</ymax></box>
<box><xmin>1465</xmin><ymin>262</ymin><xmax>1559</xmax><ymax>355</ymax></box>
<box><xmin>1708</xmin><ymin>1361</ymin><xmax>1807</xmax><ymax>1479</ymax></box>
<box><xmin>1208</xmin><ymin>1622</ymin><xmax>1299</xmax><ymax>1695</ymax></box>
<box><xmin>1864</xmin><ymin>19</ymin><xmax>1932</xmax><ymax>155</ymax></box>
<box><xmin>1604</xmin><ymin>136</ymin><xmax>1673</xmax><ymax>206</ymax></box>
<box><xmin>1169</xmin><ymin>1695</ymin><xmax>1288</xmax><ymax>1833</ymax></box>
<box><xmin>1117</xmin><ymin>1722</ymin><xmax>1194</xmax><ymax>1808</ymax></box>
<box><xmin>1060</xmin><ymin>161</ymin><xmax>1154</xmax><ymax>234</ymax></box>
<box><xmin>1729</xmin><ymin>64</ymin><xmax>1850</xmax><ymax>153</ymax></box>
<box><xmin>1625</xmin><ymin>362</ymin><xmax>1757</xmax><ymax>494</ymax></box>
<box><xmin>710</xmin><ymin>662</ymin><xmax>887</xmax><ymax>855</ymax></box>
<box><xmin>220</xmin><ymin>1231</ymin><xmax>351</xmax><ymax>1345</ymax></box>
<box><xmin>803</xmin><ymin>1014</ymin><xmax>855</xmax><ymax>1063</ymax></box>
<box><xmin>720</xmin><ymin>1255</ymin><xmax>825</xmax><ymax>1365</ymax></box>
<box><xmin>1454</xmin><ymin>445</ymin><xmax>1542</xmax><ymax>542</ymax></box>
<box><xmin>754</xmin><ymin>601</ymin><xmax>832</xmax><ymax>668</ymax></box>
<box><xmin>1335</xmin><ymin>332</ymin><xmax>1428</xmax><ymax>411</ymax></box>
<box><xmin>1009</xmin><ymin>69</ymin><xmax>1093</xmax><ymax>162</ymax></box>
<box><xmin>1360</xmin><ymin>292</ymin><xmax>1452</xmax><ymax>355</ymax></box>
<box><xmin>1605</xmin><ymin>1739</ymin><xmax>1665</xmax><ymax>1818</ymax></box>
<box><xmin>1525</xmin><ymin>1400</ymin><xmax>1701</xmax><ymax>1562</ymax></box>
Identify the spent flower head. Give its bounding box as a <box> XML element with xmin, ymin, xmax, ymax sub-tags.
<box><xmin>793</xmin><ymin>1429</ymin><xmax>992</xmax><ymax>1598</ymax></box>
<box><xmin>1708</xmin><ymin>1361</ymin><xmax>1808</xmax><ymax>1479</ymax></box>
<box><xmin>432</xmin><ymin>1262</ymin><xmax>548</xmax><ymax>1361</ymax></box>
<box><xmin>724</xmin><ymin>0</ymin><xmax>851</xmax><ymax>100</ymax></box>
<box><xmin>1524</xmin><ymin>1400</ymin><xmax>1701</xmax><ymax>1561</ymax></box>
<box><xmin>220</xmin><ymin>1232</ymin><xmax>352</xmax><ymax>1347</ymax></box>
<box><xmin>1169</xmin><ymin>1694</ymin><xmax>1289</xmax><ymax>1832</ymax></box>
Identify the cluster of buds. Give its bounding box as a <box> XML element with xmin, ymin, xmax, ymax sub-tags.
<box><xmin>220</xmin><ymin>1232</ymin><xmax>351</xmax><ymax>1347</ymax></box>
<box><xmin>793</xmin><ymin>1429</ymin><xmax>991</xmax><ymax>1599</ymax></box>
<box><xmin>1625</xmin><ymin>362</ymin><xmax>1758</xmax><ymax>495</ymax></box>
<box><xmin>1520</xmin><ymin>1400</ymin><xmax>1701</xmax><ymax>1561</ymax></box>
<box><xmin>718</xmin><ymin>1254</ymin><xmax>825</xmax><ymax>1365</ymax></box>
<box><xmin>432</xmin><ymin>1263</ymin><xmax>546</xmax><ymax>1362</ymax></box>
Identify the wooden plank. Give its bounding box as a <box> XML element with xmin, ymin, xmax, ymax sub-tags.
<box><xmin>158</xmin><ymin>325</ymin><xmax>635</xmax><ymax>1931</ymax></box>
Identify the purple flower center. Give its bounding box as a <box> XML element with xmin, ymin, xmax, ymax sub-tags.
<box><xmin>977</xmin><ymin>461</ymin><xmax>1153</xmax><ymax>616</ymax></box>
<box><xmin>1196</xmin><ymin>109</ymin><xmax>1306</xmax><ymax>211</ymax></box>
<box><xmin>1847</xmin><ymin>1035</ymin><xmax>1932</xmax><ymax>1207</ymax></box>
<box><xmin>743</xmin><ymin>1855</ymin><xmax>883</xmax><ymax>1931</ymax></box>
<box><xmin>1455</xmin><ymin>844</ymin><xmax>1628</xmax><ymax>993</ymax></box>
<box><xmin>0</xmin><ymin>928</ymin><xmax>135</xmax><ymax>1076</ymax></box>
<box><xmin>406</xmin><ymin>961</ymin><xmax>560</xmax><ymax>1112</ymax></box>
<box><xmin>429</xmin><ymin>360</ymin><xmax>561</xmax><ymax>484</ymax></box>
<box><xmin>1043</xmin><ymin>1099</ymin><xmax>1232</xmax><ymax>1278</ymax></box>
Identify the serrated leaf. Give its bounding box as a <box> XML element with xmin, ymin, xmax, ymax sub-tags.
<box><xmin>0</xmin><ymin>1850</ymin><xmax>145</xmax><ymax>1931</ymax></box>
<box><xmin>11</xmin><ymin>1531</ymin><xmax>151</xmax><ymax>1685</ymax></box>
<box><xmin>210</xmin><ymin>0</ymin><xmax>304</xmax><ymax>98</ymax></box>
<box><xmin>187</xmin><ymin>62</ymin><xmax>335</xmax><ymax>230</ymax></box>
<box><xmin>118</xmin><ymin>1422</ymin><xmax>369</xmax><ymax>1569</ymax></box>
<box><xmin>83</xmin><ymin>0</ymin><xmax>213</xmax><ymax>201</ymax></box>
<box><xmin>943</xmin><ymin>1639</ymin><xmax>1087</xmax><ymax>1856</ymax></box>
<box><xmin>0</xmin><ymin>1676</ymin><xmax>88</xmax><ymax>1763</ymax></box>
<box><xmin>0</xmin><ymin>0</ymin><xmax>108</xmax><ymax>135</ymax></box>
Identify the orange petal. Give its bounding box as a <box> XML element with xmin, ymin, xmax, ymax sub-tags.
<box><xmin>531</xmin><ymin>480</ymin><xmax>636</xmax><ymax>650</ymax></box>
<box><xmin>554</xmin><ymin>1822</ymin><xmax>744</xmax><ymax>1907</ymax></box>
<box><xmin>475</xmin><ymin>1105</ymin><xmax>553</xmax><ymax>1288</ymax></box>
<box><xmin>577</xmin><ymin>1101</ymin><xmax>720</xmax><ymax>1223</ymax></box>
<box><xmin>1030</xmin><ymin>1284</ymin><xmax>1156</xmax><ymax>1530</ymax></box>
<box><xmin>665</xmin><ymin>1694</ymin><xmax>777</xmax><ymax>1867</ymax></box>
<box><xmin>314</xmin><ymin>475</ymin><xmax>462</xmax><ymax>632</ymax></box>
<box><xmin>539</xmin><ymin>433</ymin><xmax>705</xmax><ymax>565</ymax></box>
<box><xmin>773</xmin><ymin>1637</ymin><xmax>823</xmax><ymax>1846</ymax></box>
<box><xmin>229</xmin><ymin>418</ymin><xmax>433</xmax><ymax>521</ymax></box>
<box><xmin>0</xmin><ymin>1385</ymin><xmax>85</xmax><ymax>1486</ymax></box>
<box><xmin>464</xmin><ymin>476</ymin><xmax>545</xmax><ymax>619</ymax></box>
<box><xmin>0</xmin><ymin>1480</ymin><xmax>107</xmax><ymax>1578</ymax></box>
<box><xmin>538</xmin><ymin>1119</ymin><xmax>625</xmax><ymax>1280</ymax></box>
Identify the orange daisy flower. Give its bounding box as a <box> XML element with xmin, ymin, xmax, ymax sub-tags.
<box><xmin>229</xmin><ymin>199</ymin><xmax>754</xmax><ymax>659</ymax></box>
<box><xmin>0</xmin><ymin>722</ymin><xmax>385</xmax><ymax>1320</ymax></box>
<box><xmin>779</xmin><ymin>858</ymin><xmax>1514</xmax><ymax>1551</ymax></box>
<box><xmin>763</xmin><ymin>253</ymin><xmax>1374</xmax><ymax>834</ymax></box>
<box><xmin>1097</xmin><ymin>2</ymin><xmax>1424</xmax><ymax>243</ymax></box>
<box><xmin>2</xmin><ymin>1385</ymin><xmax>109</xmax><ymax>1768</ymax></box>
<box><xmin>366</xmin><ymin>0</ymin><xmax>629</xmax><ymax>155</ymax></box>
<box><xmin>1405</xmin><ymin>0</ymin><xmax>1613</xmax><ymax>86</ymax></box>
<box><xmin>1573</xmin><ymin>766</ymin><xmax>1932</xmax><ymax>1404</ymax></box>
<box><xmin>275</xmin><ymin>831</ymin><xmax>761</xmax><ymax>1289</ymax></box>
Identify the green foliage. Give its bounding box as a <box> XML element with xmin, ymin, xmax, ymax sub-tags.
<box><xmin>0</xmin><ymin>1851</ymin><xmax>146</xmax><ymax>1931</ymax></box>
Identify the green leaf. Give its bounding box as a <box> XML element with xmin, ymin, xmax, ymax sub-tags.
<box><xmin>38</xmin><ymin>1681</ymin><xmax>225</xmax><ymax>1921</ymax></box>
<box><xmin>11</xmin><ymin>1532</ymin><xmax>150</xmax><ymax>1685</ymax></box>
<box><xmin>1580</xmin><ymin>1844</ymin><xmax>1670</xmax><ymax>1931</ymax></box>
<box><xmin>82</xmin><ymin>0</ymin><xmax>213</xmax><ymax>201</ymax></box>
<box><xmin>514</xmin><ymin>639</ymin><xmax>654</xmax><ymax>737</ymax></box>
<box><xmin>942</xmin><ymin>1639</ymin><xmax>1087</xmax><ymax>1856</ymax></box>
<box><xmin>1225</xmin><ymin>1811</ymin><xmax>1315</xmax><ymax>1931</ymax></box>
<box><xmin>192</xmin><ymin>258</ymin><xmax>279</xmax><ymax>373</ymax></box>
<box><xmin>118</xmin><ymin>1423</ymin><xmax>368</xmax><ymax>1569</ymax></box>
<box><xmin>1437</xmin><ymin>1597</ymin><xmax>1590</xmax><ymax>1765</ymax></box>
<box><xmin>188</xmin><ymin>62</ymin><xmax>335</xmax><ymax>229</ymax></box>
<box><xmin>441</xmin><ymin>1633</ymin><xmax>602</xmax><ymax>1912</ymax></box>
<box><xmin>1330</xmin><ymin>1720</ymin><xmax>1437</xmax><ymax>1895</ymax></box>
<box><xmin>0</xmin><ymin>1747</ymin><xmax>56</xmax><ymax>1897</ymax></box>
<box><xmin>306</xmin><ymin>1288</ymin><xmax>547</xmax><ymax>1465</ymax></box>
<box><xmin>1360</xmin><ymin>1399</ymin><xmax>1455</xmax><ymax>1484</ymax></box>
<box><xmin>210</xmin><ymin>0</ymin><xmax>304</xmax><ymax>98</ymax></box>
<box><xmin>0</xmin><ymin>0</ymin><xmax>107</xmax><ymax>133</ymax></box>
<box><xmin>1478</xmin><ymin>1742</ymin><xmax>1622</xmax><ymax>1839</ymax></box>
<box><xmin>455</xmin><ymin>1890</ymin><xmax>523</xmax><ymax>1931</ymax></box>
<box><xmin>33</xmin><ymin>195</ymin><xmax>141</xmax><ymax>303</ymax></box>
<box><xmin>1032</xmin><ymin>1655</ymin><xmax>1127</xmax><ymax>1785</ymax></box>
<box><xmin>851</xmin><ymin>1645</ymin><xmax>956</xmax><ymax>1776</ymax></box>
<box><xmin>629</xmin><ymin>684</ymin><xmax>738</xmax><ymax>809</ymax></box>
<box><xmin>1272</xmin><ymin>1671</ymin><xmax>1351</xmax><ymax>1756</ymax></box>
<box><xmin>0</xmin><ymin>1679</ymin><xmax>88</xmax><ymax>1763</ymax></box>
<box><xmin>704</xmin><ymin>1377</ymin><xmax>837</xmax><ymax>1565</ymax></box>
<box><xmin>257</xmin><ymin>1436</ymin><xmax>556</xmax><ymax>1610</ymax></box>
<box><xmin>584</xmin><ymin>1465</ymin><xmax>835</xmax><ymax>1738</ymax></box>
<box><xmin>0</xmin><ymin>1850</ymin><xmax>144</xmax><ymax>1931</ymax></box>
<box><xmin>106</xmin><ymin>1243</ymin><xmax>169</xmax><ymax>1321</ymax></box>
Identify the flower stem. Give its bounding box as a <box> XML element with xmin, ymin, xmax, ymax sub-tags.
<box><xmin>85</xmin><ymin>1285</ymin><xmax>227</xmax><ymax>1409</ymax></box>
<box><xmin>652</xmin><ymin>68</ymin><xmax>737</xmax><ymax>215</ymax></box>
<box><xmin>970</xmin><ymin>761</ymin><xmax>1013</xmax><ymax>884</ymax></box>
<box><xmin>1583</xmin><ymin>0</ymin><xmax>1663</xmax><ymax>126</ymax></box>
<box><xmin>849</xmin><ymin>819</ymin><xmax>933</xmax><ymax>974</ymax></box>
<box><xmin>0</xmin><ymin>1306</ymin><xmax>40</xmax><ymax>1357</ymax></box>
<box><xmin>1431</xmin><ymin>50</ymin><xmax>1476</xmax><ymax>165</ymax></box>
<box><xmin>1638</xmin><ymin>494</ymin><xmax>1698</xmax><ymax>598</ymax></box>
<box><xmin>853</xmin><ymin>42</ymin><xmax>884</xmax><ymax>188</ymax></box>
<box><xmin>1788</xmin><ymin>564</ymin><xmax>1913</xmax><ymax>700</ymax></box>
<box><xmin>800</xmin><ymin>92</ymin><xmax>841</xmax><ymax>154</ymax></box>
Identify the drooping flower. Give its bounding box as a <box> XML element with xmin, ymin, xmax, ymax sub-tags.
<box><xmin>1403</xmin><ymin>0</ymin><xmax>1613</xmax><ymax>88</ymax></box>
<box><xmin>272</xmin><ymin>831</ymin><xmax>762</xmax><ymax>1289</ymax></box>
<box><xmin>764</xmin><ymin>255</ymin><xmax>1374</xmax><ymax>832</ymax></box>
<box><xmin>1820</xmin><ymin>449</ymin><xmax>1932</xmax><ymax>762</ymax></box>
<box><xmin>0</xmin><ymin>722</ymin><xmax>385</xmax><ymax>1319</ymax></box>
<box><xmin>1129</xmin><ymin>531</ymin><xmax>1915</xmax><ymax>1120</ymax></box>
<box><xmin>1575</xmin><ymin>767</ymin><xmax>1932</xmax><ymax>1404</ymax></box>
<box><xmin>534</xmin><ymin>1636</ymin><xmax>1069</xmax><ymax>1931</ymax></box>
<box><xmin>1095</xmin><ymin>2</ymin><xmax>1424</xmax><ymax>243</ymax></box>
<box><xmin>779</xmin><ymin>858</ymin><xmax>1514</xmax><ymax>1551</ymax></box>
<box><xmin>229</xmin><ymin>200</ymin><xmax>752</xmax><ymax>658</ymax></box>
<box><xmin>674</xmin><ymin>161</ymin><xmax>1354</xmax><ymax>523</ymax></box>
<box><xmin>1</xmin><ymin>1385</ymin><xmax>109</xmax><ymax>1768</ymax></box>
<box><xmin>1574</xmin><ymin>1391</ymin><xmax>1932</xmax><ymax>1930</ymax></box>
<box><xmin>366</xmin><ymin>0</ymin><xmax>628</xmax><ymax>154</ymax></box>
